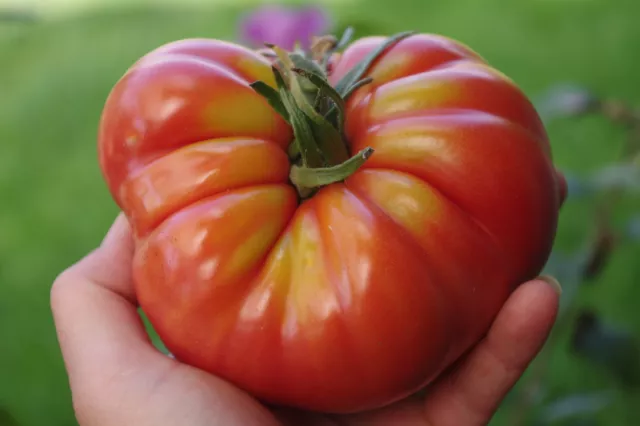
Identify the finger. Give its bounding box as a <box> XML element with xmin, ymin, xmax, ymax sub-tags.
<box><xmin>75</xmin><ymin>213</ymin><xmax>136</xmax><ymax>301</ymax></box>
<box><xmin>422</xmin><ymin>277</ymin><xmax>561</xmax><ymax>426</ymax></box>
<box><xmin>51</xmin><ymin>214</ymin><xmax>285</xmax><ymax>426</ymax></box>
<box><xmin>50</xmin><ymin>214</ymin><xmax>159</xmax><ymax>393</ymax></box>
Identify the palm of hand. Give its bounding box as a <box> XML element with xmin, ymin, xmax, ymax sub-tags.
<box><xmin>52</xmin><ymin>214</ymin><xmax>561</xmax><ymax>426</ymax></box>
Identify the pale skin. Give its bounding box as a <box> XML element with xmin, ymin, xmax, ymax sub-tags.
<box><xmin>51</xmin><ymin>212</ymin><xmax>563</xmax><ymax>426</ymax></box>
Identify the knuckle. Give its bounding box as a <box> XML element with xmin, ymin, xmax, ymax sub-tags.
<box><xmin>50</xmin><ymin>266</ymin><xmax>81</xmax><ymax>310</ymax></box>
<box><xmin>71</xmin><ymin>382</ymin><xmax>130</xmax><ymax>426</ymax></box>
<box><xmin>51</xmin><ymin>249</ymin><xmax>98</xmax><ymax>305</ymax></box>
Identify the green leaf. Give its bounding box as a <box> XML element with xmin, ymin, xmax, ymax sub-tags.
<box><xmin>334</xmin><ymin>31</ymin><xmax>415</xmax><ymax>97</ymax></box>
<box><xmin>249</xmin><ymin>81</ymin><xmax>290</xmax><ymax>124</ymax></box>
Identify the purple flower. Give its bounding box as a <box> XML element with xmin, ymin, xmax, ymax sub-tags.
<box><xmin>239</xmin><ymin>5</ymin><xmax>332</xmax><ymax>51</ymax></box>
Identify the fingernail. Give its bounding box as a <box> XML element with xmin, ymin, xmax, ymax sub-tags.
<box><xmin>538</xmin><ymin>275</ymin><xmax>562</xmax><ymax>294</ymax></box>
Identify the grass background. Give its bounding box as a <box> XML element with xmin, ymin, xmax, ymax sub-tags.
<box><xmin>1</xmin><ymin>0</ymin><xmax>639</xmax><ymax>424</ymax></box>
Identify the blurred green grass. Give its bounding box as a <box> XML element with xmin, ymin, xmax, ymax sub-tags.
<box><xmin>1</xmin><ymin>0</ymin><xmax>639</xmax><ymax>424</ymax></box>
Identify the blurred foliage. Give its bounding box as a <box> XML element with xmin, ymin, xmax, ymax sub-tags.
<box><xmin>497</xmin><ymin>82</ymin><xmax>640</xmax><ymax>425</ymax></box>
<box><xmin>1</xmin><ymin>0</ymin><xmax>640</xmax><ymax>425</ymax></box>
<box><xmin>534</xmin><ymin>390</ymin><xmax>615</xmax><ymax>425</ymax></box>
<box><xmin>0</xmin><ymin>10</ymin><xmax>38</xmax><ymax>23</ymax></box>
<box><xmin>571</xmin><ymin>311</ymin><xmax>640</xmax><ymax>389</ymax></box>
<box><xmin>0</xmin><ymin>407</ymin><xmax>20</xmax><ymax>426</ymax></box>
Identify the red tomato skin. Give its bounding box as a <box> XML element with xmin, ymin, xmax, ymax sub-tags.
<box><xmin>97</xmin><ymin>38</ymin><xmax>292</xmax><ymax>221</ymax></box>
<box><xmin>98</xmin><ymin>34</ymin><xmax>561</xmax><ymax>413</ymax></box>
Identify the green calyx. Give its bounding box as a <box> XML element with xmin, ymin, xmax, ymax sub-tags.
<box><xmin>250</xmin><ymin>28</ymin><xmax>414</xmax><ymax>199</ymax></box>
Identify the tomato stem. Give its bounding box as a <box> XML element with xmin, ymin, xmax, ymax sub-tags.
<box><xmin>290</xmin><ymin>147</ymin><xmax>374</xmax><ymax>197</ymax></box>
<box><xmin>251</xmin><ymin>29</ymin><xmax>414</xmax><ymax>199</ymax></box>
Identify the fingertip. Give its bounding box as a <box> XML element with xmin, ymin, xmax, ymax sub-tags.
<box><xmin>520</xmin><ymin>276</ymin><xmax>561</xmax><ymax>307</ymax></box>
<box><xmin>537</xmin><ymin>274</ymin><xmax>562</xmax><ymax>295</ymax></box>
<box><xmin>498</xmin><ymin>277</ymin><xmax>561</xmax><ymax>347</ymax></box>
<box><xmin>421</xmin><ymin>277</ymin><xmax>562</xmax><ymax>425</ymax></box>
<box><xmin>101</xmin><ymin>213</ymin><xmax>133</xmax><ymax>248</ymax></box>
<box><xmin>73</xmin><ymin>212</ymin><xmax>136</xmax><ymax>302</ymax></box>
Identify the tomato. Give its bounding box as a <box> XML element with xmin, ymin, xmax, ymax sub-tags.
<box><xmin>97</xmin><ymin>31</ymin><xmax>561</xmax><ymax>414</ymax></box>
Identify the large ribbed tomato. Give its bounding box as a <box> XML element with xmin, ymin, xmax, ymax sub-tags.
<box><xmin>97</xmin><ymin>32</ymin><xmax>562</xmax><ymax>414</ymax></box>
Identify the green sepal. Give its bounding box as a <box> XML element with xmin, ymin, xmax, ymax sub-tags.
<box><xmin>321</xmin><ymin>26</ymin><xmax>354</xmax><ymax>69</ymax></box>
<box><xmin>343</xmin><ymin>77</ymin><xmax>374</xmax><ymax>99</ymax></box>
<box><xmin>307</xmin><ymin>117</ymin><xmax>349</xmax><ymax>165</ymax></box>
<box><xmin>272</xmin><ymin>65</ymin><xmax>325</xmax><ymax>168</ymax></box>
<box><xmin>288</xmin><ymin>51</ymin><xmax>327</xmax><ymax>97</ymax></box>
<box><xmin>249</xmin><ymin>81</ymin><xmax>290</xmax><ymax>124</ymax></box>
<box><xmin>335</xmin><ymin>27</ymin><xmax>355</xmax><ymax>51</ymax></box>
<box><xmin>287</xmin><ymin>72</ymin><xmax>348</xmax><ymax>165</ymax></box>
<box><xmin>250</xmin><ymin>32</ymin><xmax>392</xmax><ymax>197</ymax></box>
<box><xmin>290</xmin><ymin>147</ymin><xmax>374</xmax><ymax>194</ymax></box>
<box><xmin>270</xmin><ymin>52</ymin><xmax>349</xmax><ymax>165</ymax></box>
<box><xmin>289</xmin><ymin>51</ymin><xmax>327</xmax><ymax>78</ymax></box>
<box><xmin>293</xmin><ymin>67</ymin><xmax>347</xmax><ymax>134</ymax></box>
<box><xmin>287</xmin><ymin>141</ymin><xmax>301</xmax><ymax>160</ymax></box>
<box><xmin>333</xmin><ymin>31</ymin><xmax>415</xmax><ymax>97</ymax></box>
<box><xmin>324</xmin><ymin>77</ymin><xmax>373</xmax><ymax>128</ymax></box>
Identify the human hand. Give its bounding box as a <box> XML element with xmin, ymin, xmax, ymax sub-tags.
<box><xmin>52</xmin><ymin>203</ymin><xmax>563</xmax><ymax>426</ymax></box>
